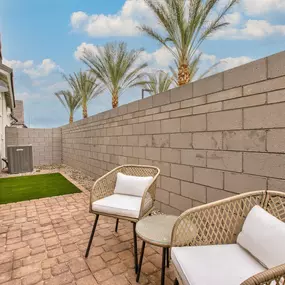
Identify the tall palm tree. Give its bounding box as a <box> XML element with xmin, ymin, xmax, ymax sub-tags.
<box><xmin>140</xmin><ymin>0</ymin><xmax>238</xmax><ymax>86</ymax></box>
<box><xmin>145</xmin><ymin>71</ymin><xmax>173</xmax><ymax>95</ymax></box>
<box><xmin>63</xmin><ymin>71</ymin><xmax>104</xmax><ymax>119</ymax></box>
<box><xmin>54</xmin><ymin>90</ymin><xmax>81</xmax><ymax>124</ymax></box>
<box><xmin>81</xmin><ymin>42</ymin><xmax>148</xmax><ymax>108</ymax></box>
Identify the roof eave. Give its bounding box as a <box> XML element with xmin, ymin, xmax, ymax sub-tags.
<box><xmin>0</xmin><ymin>62</ymin><xmax>15</xmax><ymax>109</ymax></box>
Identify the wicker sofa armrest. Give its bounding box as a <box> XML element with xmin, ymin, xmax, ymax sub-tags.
<box><xmin>171</xmin><ymin>191</ymin><xmax>266</xmax><ymax>247</ymax></box>
<box><xmin>241</xmin><ymin>264</ymin><xmax>285</xmax><ymax>285</ymax></box>
<box><xmin>90</xmin><ymin>166</ymin><xmax>122</xmax><ymax>208</ymax></box>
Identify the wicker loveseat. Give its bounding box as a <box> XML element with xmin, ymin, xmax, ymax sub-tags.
<box><xmin>171</xmin><ymin>190</ymin><xmax>285</xmax><ymax>285</ymax></box>
<box><xmin>85</xmin><ymin>164</ymin><xmax>160</xmax><ymax>273</ymax></box>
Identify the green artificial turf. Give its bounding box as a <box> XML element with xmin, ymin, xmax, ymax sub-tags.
<box><xmin>0</xmin><ymin>173</ymin><xmax>81</xmax><ymax>204</ymax></box>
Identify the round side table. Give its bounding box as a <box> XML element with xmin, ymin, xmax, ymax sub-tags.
<box><xmin>136</xmin><ymin>215</ymin><xmax>178</xmax><ymax>285</ymax></box>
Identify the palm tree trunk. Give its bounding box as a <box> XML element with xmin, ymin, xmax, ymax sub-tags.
<box><xmin>178</xmin><ymin>64</ymin><xmax>190</xmax><ymax>86</ymax></box>
<box><xmin>112</xmin><ymin>92</ymin><xmax>119</xmax><ymax>108</ymax></box>
<box><xmin>69</xmin><ymin>114</ymin><xmax>73</xmax><ymax>124</ymax></box>
<box><xmin>82</xmin><ymin>103</ymin><xmax>88</xmax><ymax>119</ymax></box>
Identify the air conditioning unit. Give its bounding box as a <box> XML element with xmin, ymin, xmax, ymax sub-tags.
<box><xmin>7</xmin><ymin>145</ymin><xmax>33</xmax><ymax>174</ymax></box>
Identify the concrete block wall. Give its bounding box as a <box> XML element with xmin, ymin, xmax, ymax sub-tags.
<box><xmin>8</xmin><ymin>50</ymin><xmax>285</xmax><ymax>214</ymax></box>
<box><xmin>5</xmin><ymin>127</ymin><xmax>62</xmax><ymax>166</ymax></box>
<box><xmin>14</xmin><ymin>100</ymin><xmax>25</xmax><ymax>124</ymax></box>
<box><xmin>61</xmin><ymin>51</ymin><xmax>285</xmax><ymax>215</ymax></box>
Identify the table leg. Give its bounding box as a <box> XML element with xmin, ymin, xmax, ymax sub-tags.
<box><xmin>161</xmin><ymin>247</ymin><xmax>166</xmax><ymax>285</ymax></box>
<box><xmin>166</xmin><ymin>247</ymin><xmax>170</xmax><ymax>268</ymax></box>
<box><xmin>136</xmin><ymin>241</ymin><xmax>145</xmax><ymax>282</ymax></box>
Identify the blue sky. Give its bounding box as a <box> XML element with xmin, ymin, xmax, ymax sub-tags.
<box><xmin>1</xmin><ymin>0</ymin><xmax>285</xmax><ymax>128</ymax></box>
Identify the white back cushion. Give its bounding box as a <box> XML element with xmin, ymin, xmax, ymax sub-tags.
<box><xmin>114</xmin><ymin>172</ymin><xmax>153</xmax><ymax>197</ymax></box>
<box><xmin>237</xmin><ymin>205</ymin><xmax>285</xmax><ymax>268</ymax></box>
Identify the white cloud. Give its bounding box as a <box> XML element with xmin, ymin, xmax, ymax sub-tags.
<box><xmin>23</xmin><ymin>59</ymin><xmax>63</xmax><ymax>78</ymax></box>
<box><xmin>74</xmin><ymin>42</ymin><xmax>99</xmax><ymax>60</ymax></box>
<box><xmin>86</xmin><ymin>15</ymin><xmax>139</xmax><ymax>37</ymax></box>
<box><xmin>45</xmin><ymin>81</ymin><xmax>69</xmax><ymax>92</ymax></box>
<box><xmin>137</xmin><ymin>47</ymin><xmax>174</xmax><ymax>69</ymax></box>
<box><xmin>195</xmin><ymin>53</ymin><xmax>254</xmax><ymax>78</ymax></box>
<box><xmin>3</xmin><ymin>58</ymin><xmax>34</xmax><ymax>69</ymax></box>
<box><xmin>70</xmin><ymin>11</ymin><xmax>88</xmax><ymax>29</ymax></box>
<box><xmin>200</xmin><ymin>53</ymin><xmax>217</xmax><ymax>64</ymax></box>
<box><xmin>70</xmin><ymin>0</ymin><xmax>156</xmax><ymax>37</ymax></box>
<box><xmin>16</xmin><ymin>92</ymin><xmax>41</xmax><ymax>100</ymax></box>
<box><xmin>3</xmin><ymin>57</ymin><xmax>62</xmax><ymax>79</ymax></box>
<box><xmin>32</xmin><ymin>80</ymin><xmax>45</xmax><ymax>87</ymax></box>
<box><xmin>243</xmin><ymin>0</ymin><xmax>285</xmax><ymax>15</ymax></box>
<box><xmin>152</xmin><ymin>47</ymin><xmax>174</xmax><ymax>67</ymax></box>
<box><xmin>224</xmin><ymin>12</ymin><xmax>241</xmax><ymax>26</ymax></box>
<box><xmin>213</xmin><ymin>20</ymin><xmax>285</xmax><ymax>40</ymax></box>
<box><xmin>219</xmin><ymin>56</ymin><xmax>253</xmax><ymax>70</ymax></box>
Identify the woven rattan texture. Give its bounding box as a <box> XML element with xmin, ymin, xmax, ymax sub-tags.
<box><xmin>171</xmin><ymin>191</ymin><xmax>265</xmax><ymax>247</ymax></box>
<box><xmin>172</xmin><ymin>190</ymin><xmax>285</xmax><ymax>285</ymax></box>
<box><xmin>264</xmin><ymin>191</ymin><xmax>285</xmax><ymax>223</ymax></box>
<box><xmin>89</xmin><ymin>165</ymin><xmax>160</xmax><ymax>221</ymax></box>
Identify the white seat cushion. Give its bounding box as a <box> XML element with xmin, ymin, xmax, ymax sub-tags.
<box><xmin>114</xmin><ymin>172</ymin><xmax>153</xmax><ymax>197</ymax></box>
<box><xmin>237</xmin><ymin>205</ymin><xmax>285</xmax><ymax>268</ymax></box>
<box><xmin>171</xmin><ymin>244</ymin><xmax>265</xmax><ymax>285</ymax></box>
<box><xmin>92</xmin><ymin>194</ymin><xmax>153</xmax><ymax>219</ymax></box>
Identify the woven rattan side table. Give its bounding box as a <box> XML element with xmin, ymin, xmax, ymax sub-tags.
<box><xmin>136</xmin><ymin>215</ymin><xmax>178</xmax><ymax>285</ymax></box>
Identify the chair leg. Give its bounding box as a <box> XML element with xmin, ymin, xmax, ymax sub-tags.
<box><xmin>115</xmin><ymin>218</ymin><xmax>119</xmax><ymax>232</ymax></box>
<box><xmin>174</xmin><ymin>278</ymin><xmax>179</xmax><ymax>285</ymax></box>
<box><xmin>136</xmin><ymin>241</ymin><xmax>145</xmax><ymax>282</ymax></box>
<box><xmin>132</xmin><ymin>222</ymin><xmax>138</xmax><ymax>273</ymax></box>
<box><xmin>85</xmin><ymin>215</ymin><xmax>99</xmax><ymax>258</ymax></box>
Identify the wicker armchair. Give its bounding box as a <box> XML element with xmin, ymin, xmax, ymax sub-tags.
<box><xmin>171</xmin><ymin>190</ymin><xmax>285</xmax><ymax>285</ymax></box>
<box><xmin>85</xmin><ymin>164</ymin><xmax>160</xmax><ymax>273</ymax></box>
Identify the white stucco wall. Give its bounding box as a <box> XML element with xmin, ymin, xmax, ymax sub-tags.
<box><xmin>0</xmin><ymin>92</ymin><xmax>12</xmax><ymax>168</ymax></box>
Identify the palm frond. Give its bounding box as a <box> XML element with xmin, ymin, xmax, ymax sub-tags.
<box><xmin>197</xmin><ymin>61</ymin><xmax>221</xmax><ymax>80</ymax></box>
<box><xmin>62</xmin><ymin>70</ymin><xmax>104</xmax><ymax>117</ymax></box>
<box><xmin>81</xmin><ymin>41</ymin><xmax>148</xmax><ymax>107</ymax></box>
<box><xmin>141</xmin><ymin>0</ymin><xmax>238</xmax><ymax>84</ymax></box>
<box><xmin>144</xmin><ymin>71</ymin><xmax>173</xmax><ymax>95</ymax></box>
<box><xmin>54</xmin><ymin>90</ymin><xmax>81</xmax><ymax>114</ymax></box>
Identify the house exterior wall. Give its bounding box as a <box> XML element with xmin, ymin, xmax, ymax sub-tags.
<box><xmin>7</xmin><ymin>50</ymin><xmax>285</xmax><ymax>214</ymax></box>
<box><xmin>0</xmin><ymin>92</ymin><xmax>12</xmax><ymax>167</ymax></box>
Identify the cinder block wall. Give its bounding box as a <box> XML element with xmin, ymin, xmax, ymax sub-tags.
<box><xmin>61</xmin><ymin>51</ymin><xmax>285</xmax><ymax>214</ymax></box>
<box><xmin>5</xmin><ymin>127</ymin><xmax>62</xmax><ymax>166</ymax></box>
<box><xmin>14</xmin><ymin>100</ymin><xmax>25</xmax><ymax>124</ymax></box>
<box><xmin>8</xmin><ymin>51</ymin><xmax>285</xmax><ymax>214</ymax></box>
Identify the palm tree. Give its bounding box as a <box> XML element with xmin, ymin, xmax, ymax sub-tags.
<box><xmin>63</xmin><ymin>71</ymin><xmax>104</xmax><ymax>119</ymax></box>
<box><xmin>54</xmin><ymin>90</ymin><xmax>81</xmax><ymax>124</ymax></box>
<box><xmin>81</xmin><ymin>42</ymin><xmax>148</xmax><ymax>108</ymax></box>
<box><xmin>139</xmin><ymin>0</ymin><xmax>238</xmax><ymax>86</ymax></box>
<box><xmin>144</xmin><ymin>71</ymin><xmax>173</xmax><ymax>95</ymax></box>
<box><xmin>170</xmin><ymin>54</ymin><xmax>221</xmax><ymax>86</ymax></box>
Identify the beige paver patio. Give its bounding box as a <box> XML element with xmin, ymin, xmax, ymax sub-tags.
<box><xmin>0</xmin><ymin>190</ymin><xmax>175</xmax><ymax>285</ymax></box>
